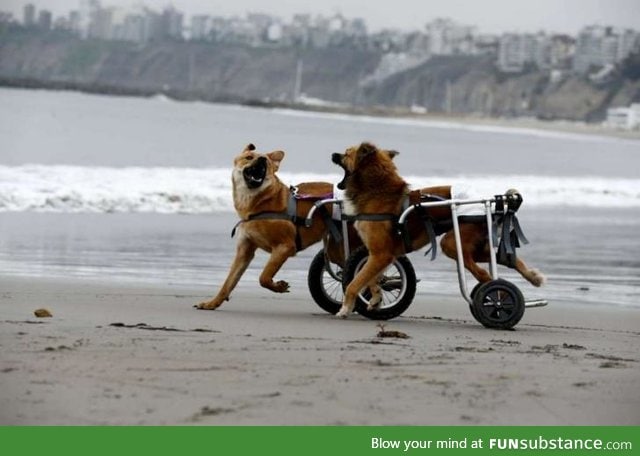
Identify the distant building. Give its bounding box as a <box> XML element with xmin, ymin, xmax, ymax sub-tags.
<box><xmin>474</xmin><ymin>34</ymin><xmax>499</xmax><ymax>55</ymax></box>
<box><xmin>191</xmin><ymin>15</ymin><xmax>211</xmax><ymax>41</ymax></box>
<box><xmin>79</xmin><ymin>0</ymin><xmax>100</xmax><ymax>39</ymax></box>
<box><xmin>23</xmin><ymin>3</ymin><xmax>35</xmax><ymax>27</ymax></box>
<box><xmin>606</xmin><ymin>103</ymin><xmax>640</xmax><ymax>130</ymax></box>
<box><xmin>111</xmin><ymin>13</ymin><xmax>145</xmax><ymax>42</ymax></box>
<box><xmin>161</xmin><ymin>6</ymin><xmax>183</xmax><ymax>40</ymax></box>
<box><xmin>89</xmin><ymin>7</ymin><xmax>113</xmax><ymax>39</ymax></box>
<box><xmin>68</xmin><ymin>11</ymin><xmax>80</xmax><ymax>34</ymax></box>
<box><xmin>425</xmin><ymin>18</ymin><xmax>476</xmax><ymax>55</ymax></box>
<box><xmin>142</xmin><ymin>9</ymin><xmax>163</xmax><ymax>42</ymax></box>
<box><xmin>573</xmin><ymin>25</ymin><xmax>639</xmax><ymax>73</ymax></box>
<box><xmin>37</xmin><ymin>10</ymin><xmax>52</xmax><ymax>30</ymax></box>
<box><xmin>617</xmin><ymin>29</ymin><xmax>639</xmax><ymax>61</ymax></box>
<box><xmin>498</xmin><ymin>33</ymin><xmax>536</xmax><ymax>72</ymax></box>
<box><xmin>497</xmin><ymin>32</ymin><xmax>558</xmax><ymax>72</ymax></box>
<box><xmin>266</xmin><ymin>22</ymin><xmax>283</xmax><ymax>43</ymax></box>
<box><xmin>548</xmin><ymin>34</ymin><xmax>575</xmax><ymax>69</ymax></box>
<box><xmin>0</xmin><ymin>12</ymin><xmax>14</xmax><ymax>24</ymax></box>
<box><xmin>10</xmin><ymin>1</ymin><xmax>639</xmax><ymax>78</ymax></box>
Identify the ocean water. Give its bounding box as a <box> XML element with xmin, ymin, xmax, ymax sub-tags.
<box><xmin>0</xmin><ymin>88</ymin><xmax>639</xmax><ymax>309</ymax></box>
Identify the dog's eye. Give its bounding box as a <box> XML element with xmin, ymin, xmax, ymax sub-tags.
<box><xmin>245</xmin><ymin>155</ymin><xmax>254</xmax><ymax>161</ymax></box>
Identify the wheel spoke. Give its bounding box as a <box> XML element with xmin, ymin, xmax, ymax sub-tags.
<box><xmin>321</xmin><ymin>265</ymin><xmax>343</xmax><ymax>303</ymax></box>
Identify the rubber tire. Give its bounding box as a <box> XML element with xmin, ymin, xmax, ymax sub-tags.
<box><xmin>471</xmin><ymin>279</ymin><xmax>525</xmax><ymax>329</ymax></box>
<box><xmin>342</xmin><ymin>246</ymin><xmax>417</xmax><ymax>320</ymax></box>
<box><xmin>468</xmin><ymin>282</ymin><xmax>483</xmax><ymax>320</ymax></box>
<box><xmin>307</xmin><ymin>249</ymin><xmax>343</xmax><ymax>315</ymax></box>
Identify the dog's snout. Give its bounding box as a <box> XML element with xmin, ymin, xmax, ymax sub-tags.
<box><xmin>256</xmin><ymin>156</ymin><xmax>267</xmax><ymax>165</ymax></box>
<box><xmin>331</xmin><ymin>153</ymin><xmax>343</xmax><ymax>164</ymax></box>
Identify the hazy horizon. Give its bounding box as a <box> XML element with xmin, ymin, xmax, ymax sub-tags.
<box><xmin>3</xmin><ymin>0</ymin><xmax>640</xmax><ymax>35</ymax></box>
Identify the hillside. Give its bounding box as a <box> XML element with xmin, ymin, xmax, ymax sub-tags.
<box><xmin>1</xmin><ymin>28</ymin><xmax>638</xmax><ymax>121</ymax></box>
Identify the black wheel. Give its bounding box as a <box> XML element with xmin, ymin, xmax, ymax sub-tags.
<box><xmin>471</xmin><ymin>279</ymin><xmax>525</xmax><ymax>329</ymax></box>
<box><xmin>342</xmin><ymin>246</ymin><xmax>416</xmax><ymax>320</ymax></box>
<box><xmin>307</xmin><ymin>249</ymin><xmax>343</xmax><ymax>314</ymax></box>
<box><xmin>468</xmin><ymin>282</ymin><xmax>483</xmax><ymax>320</ymax></box>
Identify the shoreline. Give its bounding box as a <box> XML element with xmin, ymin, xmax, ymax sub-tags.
<box><xmin>2</xmin><ymin>79</ymin><xmax>638</xmax><ymax>142</ymax></box>
<box><xmin>1</xmin><ymin>276</ymin><xmax>638</xmax><ymax>425</ymax></box>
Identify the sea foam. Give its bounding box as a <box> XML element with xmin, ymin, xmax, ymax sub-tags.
<box><xmin>1</xmin><ymin>165</ymin><xmax>638</xmax><ymax>213</ymax></box>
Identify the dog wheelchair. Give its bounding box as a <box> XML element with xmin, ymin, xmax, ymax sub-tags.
<box><xmin>304</xmin><ymin>196</ymin><xmax>417</xmax><ymax>320</ymax></box>
<box><xmin>305</xmin><ymin>191</ymin><xmax>547</xmax><ymax>329</ymax></box>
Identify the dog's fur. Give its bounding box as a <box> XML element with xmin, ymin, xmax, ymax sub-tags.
<box><xmin>332</xmin><ymin>142</ymin><xmax>545</xmax><ymax>318</ymax></box>
<box><xmin>197</xmin><ymin>144</ymin><xmax>339</xmax><ymax>310</ymax></box>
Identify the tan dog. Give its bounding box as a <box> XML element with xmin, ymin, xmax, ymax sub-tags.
<box><xmin>332</xmin><ymin>142</ymin><xmax>545</xmax><ymax>318</ymax></box>
<box><xmin>197</xmin><ymin>144</ymin><xmax>337</xmax><ymax>310</ymax></box>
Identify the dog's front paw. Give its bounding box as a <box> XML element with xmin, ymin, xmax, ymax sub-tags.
<box><xmin>195</xmin><ymin>300</ymin><xmax>221</xmax><ymax>310</ymax></box>
<box><xmin>272</xmin><ymin>280</ymin><xmax>290</xmax><ymax>293</ymax></box>
<box><xmin>336</xmin><ymin>306</ymin><xmax>351</xmax><ymax>319</ymax></box>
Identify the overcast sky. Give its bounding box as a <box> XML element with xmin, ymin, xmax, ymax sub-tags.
<box><xmin>2</xmin><ymin>0</ymin><xmax>640</xmax><ymax>34</ymax></box>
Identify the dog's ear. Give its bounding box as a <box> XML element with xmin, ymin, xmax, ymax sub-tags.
<box><xmin>385</xmin><ymin>150</ymin><xmax>400</xmax><ymax>160</ymax></box>
<box><xmin>355</xmin><ymin>142</ymin><xmax>378</xmax><ymax>165</ymax></box>
<box><xmin>244</xmin><ymin>143</ymin><xmax>256</xmax><ymax>152</ymax></box>
<box><xmin>267</xmin><ymin>150</ymin><xmax>285</xmax><ymax>171</ymax></box>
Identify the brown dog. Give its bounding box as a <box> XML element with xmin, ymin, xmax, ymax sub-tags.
<box><xmin>197</xmin><ymin>143</ymin><xmax>338</xmax><ymax>310</ymax></box>
<box><xmin>332</xmin><ymin>142</ymin><xmax>545</xmax><ymax>318</ymax></box>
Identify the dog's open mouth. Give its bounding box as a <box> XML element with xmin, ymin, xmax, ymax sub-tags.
<box><xmin>332</xmin><ymin>153</ymin><xmax>349</xmax><ymax>190</ymax></box>
<box><xmin>243</xmin><ymin>157</ymin><xmax>268</xmax><ymax>189</ymax></box>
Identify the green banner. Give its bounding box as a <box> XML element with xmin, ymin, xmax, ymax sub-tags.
<box><xmin>1</xmin><ymin>426</ymin><xmax>637</xmax><ymax>456</ymax></box>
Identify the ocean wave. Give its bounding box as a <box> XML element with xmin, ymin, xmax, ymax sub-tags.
<box><xmin>0</xmin><ymin>165</ymin><xmax>638</xmax><ymax>213</ymax></box>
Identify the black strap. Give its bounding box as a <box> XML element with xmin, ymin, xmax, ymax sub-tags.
<box><xmin>231</xmin><ymin>191</ymin><xmax>300</xmax><ymax>238</ymax></box>
<box><xmin>341</xmin><ymin>213</ymin><xmax>397</xmax><ymax>222</ymax></box>
<box><xmin>317</xmin><ymin>206</ymin><xmax>342</xmax><ymax>243</ymax></box>
<box><xmin>230</xmin><ymin>191</ymin><xmax>340</xmax><ymax>251</ymax></box>
<box><xmin>231</xmin><ymin>211</ymin><xmax>292</xmax><ymax>237</ymax></box>
<box><xmin>409</xmin><ymin>205</ymin><xmax>438</xmax><ymax>260</ymax></box>
<box><xmin>496</xmin><ymin>192</ymin><xmax>529</xmax><ymax>267</ymax></box>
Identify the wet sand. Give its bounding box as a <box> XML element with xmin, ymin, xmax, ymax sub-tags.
<box><xmin>1</xmin><ymin>276</ymin><xmax>638</xmax><ymax>425</ymax></box>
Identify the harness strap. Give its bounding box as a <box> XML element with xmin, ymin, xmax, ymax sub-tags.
<box><xmin>495</xmin><ymin>193</ymin><xmax>529</xmax><ymax>267</ymax></box>
<box><xmin>230</xmin><ymin>188</ymin><xmax>340</xmax><ymax>251</ymax></box>
<box><xmin>492</xmin><ymin>195</ymin><xmax>504</xmax><ymax>247</ymax></box>
<box><xmin>416</xmin><ymin>193</ymin><xmax>448</xmax><ymax>260</ymax></box>
<box><xmin>408</xmin><ymin>205</ymin><xmax>438</xmax><ymax>260</ymax></box>
<box><xmin>230</xmin><ymin>211</ymin><xmax>292</xmax><ymax>238</ymax></box>
<box><xmin>341</xmin><ymin>213</ymin><xmax>397</xmax><ymax>222</ymax></box>
<box><xmin>321</xmin><ymin>207</ymin><xmax>342</xmax><ymax>243</ymax></box>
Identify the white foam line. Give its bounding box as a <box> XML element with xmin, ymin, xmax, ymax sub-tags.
<box><xmin>271</xmin><ymin>108</ymin><xmax>638</xmax><ymax>144</ymax></box>
<box><xmin>1</xmin><ymin>165</ymin><xmax>639</xmax><ymax>213</ymax></box>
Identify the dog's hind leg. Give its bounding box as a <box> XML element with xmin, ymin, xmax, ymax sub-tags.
<box><xmin>440</xmin><ymin>230</ymin><xmax>493</xmax><ymax>284</ymax></box>
<box><xmin>197</xmin><ymin>238</ymin><xmax>257</xmax><ymax>310</ymax></box>
<box><xmin>259</xmin><ymin>242</ymin><xmax>297</xmax><ymax>293</ymax></box>
<box><xmin>513</xmin><ymin>258</ymin><xmax>546</xmax><ymax>287</ymax></box>
<box><xmin>339</xmin><ymin>253</ymin><xmax>394</xmax><ymax>318</ymax></box>
<box><xmin>441</xmin><ymin>228</ymin><xmax>546</xmax><ymax>288</ymax></box>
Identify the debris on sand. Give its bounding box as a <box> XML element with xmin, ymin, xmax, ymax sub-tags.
<box><xmin>34</xmin><ymin>308</ymin><xmax>52</xmax><ymax>318</ymax></box>
<box><xmin>376</xmin><ymin>323</ymin><xmax>409</xmax><ymax>339</ymax></box>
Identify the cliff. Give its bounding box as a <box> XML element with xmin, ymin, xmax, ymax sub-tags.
<box><xmin>1</xmin><ymin>28</ymin><xmax>638</xmax><ymax>121</ymax></box>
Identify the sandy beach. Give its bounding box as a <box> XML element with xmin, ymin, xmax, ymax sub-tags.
<box><xmin>1</xmin><ymin>276</ymin><xmax>638</xmax><ymax>425</ymax></box>
<box><xmin>1</xmin><ymin>87</ymin><xmax>638</xmax><ymax>426</ymax></box>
